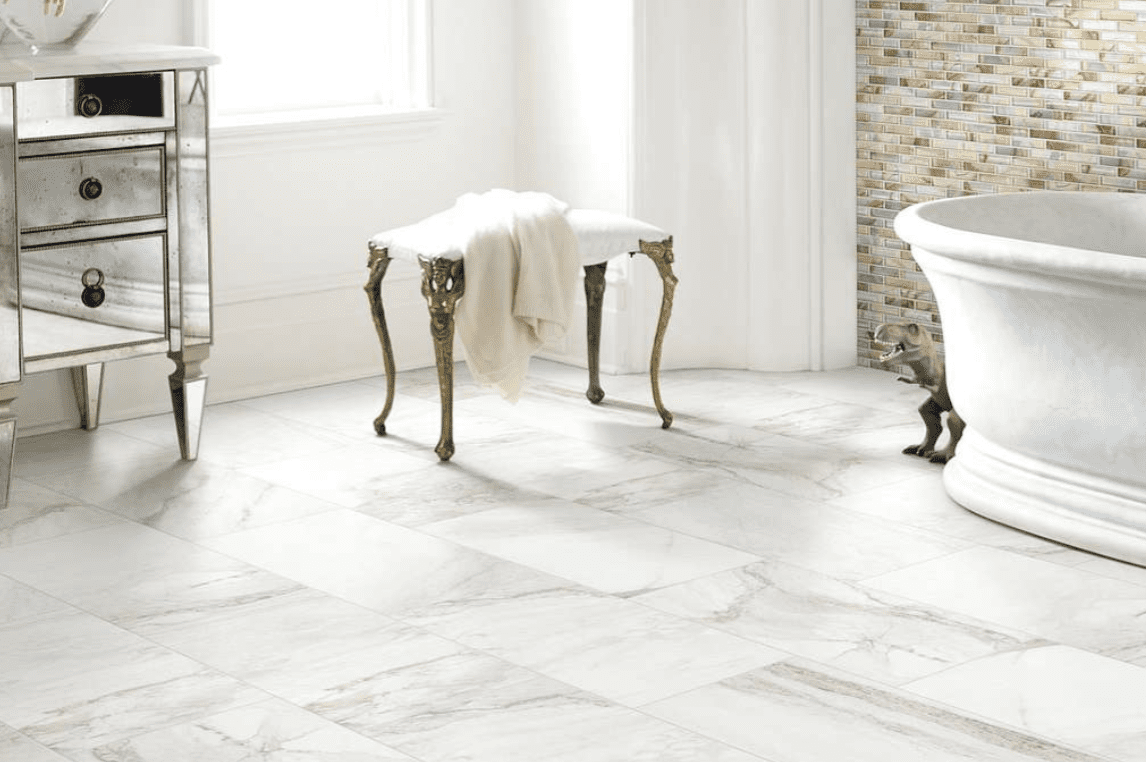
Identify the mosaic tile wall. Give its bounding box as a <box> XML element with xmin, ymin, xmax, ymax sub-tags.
<box><xmin>856</xmin><ymin>0</ymin><xmax>1146</xmax><ymax>368</ymax></box>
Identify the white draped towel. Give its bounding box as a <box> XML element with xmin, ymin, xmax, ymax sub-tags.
<box><xmin>387</xmin><ymin>190</ymin><xmax>581</xmax><ymax>402</ymax></box>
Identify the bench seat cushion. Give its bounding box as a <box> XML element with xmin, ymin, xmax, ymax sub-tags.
<box><xmin>370</xmin><ymin>207</ymin><xmax>668</xmax><ymax>267</ymax></box>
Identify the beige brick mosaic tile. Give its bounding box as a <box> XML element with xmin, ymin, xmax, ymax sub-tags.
<box><xmin>856</xmin><ymin>0</ymin><xmax>1146</xmax><ymax>367</ymax></box>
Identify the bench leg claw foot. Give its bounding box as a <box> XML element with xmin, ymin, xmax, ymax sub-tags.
<box><xmin>421</xmin><ymin>256</ymin><xmax>465</xmax><ymax>463</ymax></box>
<box><xmin>638</xmin><ymin>237</ymin><xmax>677</xmax><ymax>429</ymax></box>
<box><xmin>583</xmin><ymin>262</ymin><xmax>608</xmax><ymax>406</ymax></box>
<box><xmin>365</xmin><ymin>246</ymin><xmax>397</xmax><ymax>438</ymax></box>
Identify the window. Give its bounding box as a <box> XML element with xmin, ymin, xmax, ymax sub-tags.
<box><xmin>200</xmin><ymin>0</ymin><xmax>431</xmax><ymax>121</ymax></box>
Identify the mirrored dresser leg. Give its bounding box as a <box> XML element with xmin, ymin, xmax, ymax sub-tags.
<box><xmin>0</xmin><ymin>383</ymin><xmax>16</xmax><ymax>509</ymax></box>
<box><xmin>71</xmin><ymin>362</ymin><xmax>104</xmax><ymax>430</ymax></box>
<box><xmin>168</xmin><ymin>346</ymin><xmax>208</xmax><ymax>460</ymax></box>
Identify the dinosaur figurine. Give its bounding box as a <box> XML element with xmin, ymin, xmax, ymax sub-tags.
<box><xmin>872</xmin><ymin>322</ymin><xmax>964</xmax><ymax>464</ymax></box>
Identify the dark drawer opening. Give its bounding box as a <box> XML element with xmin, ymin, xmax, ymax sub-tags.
<box><xmin>75</xmin><ymin>74</ymin><xmax>164</xmax><ymax>119</ymax></box>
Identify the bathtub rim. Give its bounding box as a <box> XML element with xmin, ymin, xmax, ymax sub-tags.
<box><xmin>893</xmin><ymin>191</ymin><xmax>1146</xmax><ymax>290</ymax></box>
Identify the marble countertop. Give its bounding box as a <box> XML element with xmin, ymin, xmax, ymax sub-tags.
<box><xmin>0</xmin><ymin>42</ymin><xmax>218</xmax><ymax>83</ymax></box>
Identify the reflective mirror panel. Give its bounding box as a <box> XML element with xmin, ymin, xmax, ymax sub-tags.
<box><xmin>174</xmin><ymin>68</ymin><xmax>211</xmax><ymax>348</ymax></box>
<box><xmin>0</xmin><ymin>85</ymin><xmax>17</xmax><ymax>385</ymax></box>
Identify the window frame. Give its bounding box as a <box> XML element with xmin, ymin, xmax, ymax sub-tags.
<box><xmin>189</xmin><ymin>0</ymin><xmax>440</xmax><ymax>153</ymax></box>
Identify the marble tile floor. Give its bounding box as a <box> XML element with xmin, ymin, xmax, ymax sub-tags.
<box><xmin>3</xmin><ymin>360</ymin><xmax>1146</xmax><ymax>761</ymax></box>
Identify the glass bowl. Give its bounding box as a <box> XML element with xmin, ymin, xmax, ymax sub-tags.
<box><xmin>0</xmin><ymin>0</ymin><xmax>116</xmax><ymax>52</ymax></box>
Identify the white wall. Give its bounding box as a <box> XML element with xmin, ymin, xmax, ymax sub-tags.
<box><xmin>515</xmin><ymin>0</ymin><xmax>631</xmax><ymax>213</ymax></box>
<box><xmin>89</xmin><ymin>0</ymin><xmax>183</xmax><ymax>45</ymax></box>
<box><xmin>15</xmin><ymin>0</ymin><xmax>519</xmax><ymax>435</ymax></box>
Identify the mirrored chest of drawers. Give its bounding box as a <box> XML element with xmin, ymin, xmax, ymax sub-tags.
<box><xmin>0</xmin><ymin>43</ymin><xmax>219</xmax><ymax>508</ymax></box>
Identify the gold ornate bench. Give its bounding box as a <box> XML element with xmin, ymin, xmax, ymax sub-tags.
<box><xmin>364</xmin><ymin>207</ymin><xmax>677</xmax><ymax>461</ymax></box>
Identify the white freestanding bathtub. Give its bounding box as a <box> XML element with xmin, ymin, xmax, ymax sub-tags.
<box><xmin>894</xmin><ymin>191</ymin><xmax>1146</xmax><ymax>567</ymax></box>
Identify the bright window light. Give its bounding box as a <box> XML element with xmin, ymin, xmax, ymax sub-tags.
<box><xmin>207</xmin><ymin>0</ymin><xmax>430</xmax><ymax>117</ymax></box>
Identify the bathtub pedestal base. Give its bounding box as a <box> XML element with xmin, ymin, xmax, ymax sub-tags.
<box><xmin>945</xmin><ymin>428</ymin><xmax>1146</xmax><ymax>568</ymax></box>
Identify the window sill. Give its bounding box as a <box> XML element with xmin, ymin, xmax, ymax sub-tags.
<box><xmin>209</xmin><ymin>106</ymin><xmax>446</xmax><ymax>158</ymax></box>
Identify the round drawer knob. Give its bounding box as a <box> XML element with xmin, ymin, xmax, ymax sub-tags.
<box><xmin>79</xmin><ymin>177</ymin><xmax>103</xmax><ymax>201</ymax></box>
<box><xmin>81</xmin><ymin>268</ymin><xmax>105</xmax><ymax>309</ymax></box>
<box><xmin>78</xmin><ymin>93</ymin><xmax>103</xmax><ymax>118</ymax></box>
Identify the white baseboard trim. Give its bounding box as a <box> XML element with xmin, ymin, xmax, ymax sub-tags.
<box><xmin>217</xmin><ymin>268</ymin><xmax>420</xmax><ymax>307</ymax></box>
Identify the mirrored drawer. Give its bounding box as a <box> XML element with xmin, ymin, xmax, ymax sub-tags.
<box><xmin>19</xmin><ymin>234</ymin><xmax>167</xmax><ymax>360</ymax></box>
<box><xmin>18</xmin><ymin>146</ymin><xmax>166</xmax><ymax>231</ymax></box>
<box><xmin>13</xmin><ymin>72</ymin><xmax>175</xmax><ymax>140</ymax></box>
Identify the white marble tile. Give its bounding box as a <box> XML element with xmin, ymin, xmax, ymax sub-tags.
<box><xmin>907</xmin><ymin>645</ymin><xmax>1146</xmax><ymax>762</ymax></box>
<box><xmin>0</xmin><ymin>523</ymin><xmax>304</xmax><ymax>640</ymax></box>
<box><xmin>404</xmin><ymin>582</ymin><xmax>783</xmax><ymax>706</ymax></box>
<box><xmin>771</xmin><ymin>365</ymin><xmax>928</xmax><ymax>413</ymax></box>
<box><xmin>636</xmin><ymin>560</ymin><xmax>1036</xmax><ymax>685</ymax></box>
<box><xmin>667</xmin><ymin>380</ymin><xmax>833</xmax><ymax>429</ymax></box>
<box><xmin>82</xmin><ymin>459</ymin><xmax>341</xmax><ymax>540</ymax></box>
<box><xmin>239</xmin><ymin>443</ymin><xmax>435</xmax><ymax>509</ymax></box>
<box><xmin>0</xmin><ymin>576</ymin><xmax>69</xmax><ymax>626</ymax></box>
<box><xmin>516</xmin><ymin>358</ymin><xmax>593</xmax><ymax>387</ymax></box>
<box><xmin>13</xmin><ymin>428</ymin><xmax>170</xmax><ymax>481</ymax></box>
<box><xmin>462</xmin><ymin>383</ymin><xmax>685</xmax><ymax>448</ymax></box>
<box><xmin>203</xmin><ymin>509</ymin><xmax>575</xmax><ymax>617</ymax></box>
<box><xmin>258</xmin><ymin>376</ymin><xmax>534</xmax><ymax>454</ymax></box>
<box><xmin>1075</xmin><ymin>554</ymin><xmax>1146</xmax><ymax>589</ymax></box>
<box><xmin>616</xmin><ymin>472</ymin><xmax>967</xmax><ymax>580</ymax></box>
<box><xmin>0</xmin><ymin>480</ymin><xmax>122</xmax><ymax>547</ymax></box>
<box><xmin>575</xmin><ymin>463</ymin><xmax>757</xmax><ymax>516</ymax></box>
<box><xmin>632</xmin><ymin>423</ymin><xmax>932</xmax><ymax>502</ymax></box>
<box><xmin>15</xmin><ymin>446</ymin><xmax>341</xmax><ymax>541</ymax></box>
<box><xmin>752</xmin><ymin>400</ymin><xmax>919</xmax><ymax>446</ymax></box>
<box><xmin>152</xmin><ymin>587</ymin><xmax>466</xmax><ymax>704</ymax></box>
<box><xmin>234</xmin><ymin>379</ymin><xmax>415</xmax><ymax>440</ymax></box>
<box><xmin>827</xmin><ymin>417</ymin><xmax>957</xmax><ymax>461</ymax></box>
<box><xmin>349</xmin><ymin>463</ymin><xmax>573</xmax><ymax>527</ymax></box>
<box><xmin>383</xmin><ymin>399</ymin><xmax>531</xmax><ymax>454</ymax></box>
<box><xmin>307</xmin><ymin>648</ymin><xmax>769</xmax><ymax>762</ymax></box>
<box><xmin>827</xmin><ymin>474</ymin><xmax>1097</xmax><ymax>567</ymax></box>
<box><xmin>202</xmin><ymin>508</ymin><xmax>774</xmax><ymax>706</ymax></box>
<box><xmin>863</xmin><ymin>546</ymin><xmax>1146</xmax><ymax>664</ymax></box>
<box><xmin>650</xmin><ymin>367</ymin><xmax>791</xmax><ymax>391</ymax></box>
<box><xmin>446</xmin><ymin>431</ymin><xmax>680</xmax><ymax>502</ymax></box>
<box><xmin>421</xmin><ymin>501</ymin><xmax>761</xmax><ymax>595</ymax></box>
<box><xmin>0</xmin><ymin>609</ymin><xmax>268</xmax><ymax>753</ymax></box>
<box><xmin>86</xmin><ymin>699</ymin><xmax>415</xmax><ymax>762</ymax></box>
<box><xmin>0</xmin><ymin>723</ymin><xmax>70</xmax><ymax>762</ymax></box>
<box><xmin>107</xmin><ymin>402</ymin><xmax>352</xmax><ymax>469</ymax></box>
<box><xmin>645</xmin><ymin>659</ymin><xmax>1109</xmax><ymax>762</ymax></box>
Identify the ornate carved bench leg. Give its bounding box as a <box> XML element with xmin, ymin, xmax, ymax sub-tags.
<box><xmin>168</xmin><ymin>345</ymin><xmax>209</xmax><ymax>461</ymax></box>
<box><xmin>583</xmin><ymin>262</ymin><xmax>608</xmax><ymax>404</ymax></box>
<box><xmin>420</xmin><ymin>256</ymin><xmax>465</xmax><ymax>461</ymax></box>
<box><xmin>0</xmin><ymin>383</ymin><xmax>16</xmax><ymax>510</ymax></box>
<box><xmin>365</xmin><ymin>245</ymin><xmax>396</xmax><ymax>436</ymax></box>
<box><xmin>637</xmin><ymin>236</ymin><xmax>677</xmax><ymax>429</ymax></box>
<box><xmin>71</xmin><ymin>362</ymin><xmax>104</xmax><ymax>431</ymax></box>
